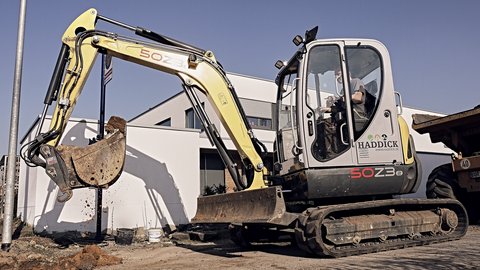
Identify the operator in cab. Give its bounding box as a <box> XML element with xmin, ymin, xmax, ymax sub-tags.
<box><xmin>316</xmin><ymin>68</ymin><xmax>368</xmax><ymax>160</ymax></box>
<box><xmin>335</xmin><ymin>69</ymin><xmax>368</xmax><ymax>132</ymax></box>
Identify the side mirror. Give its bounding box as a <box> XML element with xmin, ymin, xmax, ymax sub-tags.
<box><xmin>293</xmin><ymin>35</ymin><xmax>303</xmax><ymax>46</ymax></box>
<box><xmin>304</xmin><ymin>26</ymin><xmax>318</xmax><ymax>44</ymax></box>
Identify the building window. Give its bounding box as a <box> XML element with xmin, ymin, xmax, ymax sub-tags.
<box><xmin>247</xmin><ymin>116</ymin><xmax>273</xmax><ymax>130</ymax></box>
<box><xmin>185</xmin><ymin>107</ymin><xmax>203</xmax><ymax>130</ymax></box>
<box><xmin>155</xmin><ymin>118</ymin><xmax>171</xmax><ymax>127</ymax></box>
<box><xmin>200</xmin><ymin>152</ymin><xmax>225</xmax><ymax>195</ymax></box>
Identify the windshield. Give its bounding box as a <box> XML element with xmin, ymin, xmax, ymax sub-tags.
<box><xmin>305</xmin><ymin>45</ymin><xmax>343</xmax><ymax>110</ymax></box>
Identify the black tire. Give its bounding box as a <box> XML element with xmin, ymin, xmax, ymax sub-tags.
<box><xmin>426</xmin><ymin>164</ymin><xmax>459</xmax><ymax>199</ymax></box>
<box><xmin>427</xmin><ymin>164</ymin><xmax>479</xmax><ymax>223</ymax></box>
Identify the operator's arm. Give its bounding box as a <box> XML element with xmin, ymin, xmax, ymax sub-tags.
<box><xmin>351</xmin><ymin>78</ymin><xmax>365</xmax><ymax>104</ymax></box>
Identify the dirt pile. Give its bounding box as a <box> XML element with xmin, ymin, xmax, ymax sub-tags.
<box><xmin>0</xmin><ymin>241</ymin><xmax>122</xmax><ymax>270</ymax></box>
<box><xmin>47</xmin><ymin>245</ymin><xmax>122</xmax><ymax>270</ymax></box>
<box><xmin>0</xmin><ymin>218</ymin><xmax>123</xmax><ymax>270</ymax></box>
<box><xmin>0</xmin><ymin>220</ymin><xmax>224</xmax><ymax>269</ymax></box>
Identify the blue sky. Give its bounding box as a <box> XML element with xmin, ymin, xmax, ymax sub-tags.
<box><xmin>1</xmin><ymin>0</ymin><xmax>479</xmax><ymax>155</ymax></box>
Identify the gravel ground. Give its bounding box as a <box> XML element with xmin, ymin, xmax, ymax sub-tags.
<box><xmin>1</xmin><ymin>219</ymin><xmax>478</xmax><ymax>270</ymax></box>
<box><xmin>98</xmin><ymin>225</ymin><xmax>480</xmax><ymax>270</ymax></box>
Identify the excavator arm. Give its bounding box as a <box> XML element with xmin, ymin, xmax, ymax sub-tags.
<box><xmin>23</xmin><ymin>8</ymin><xmax>267</xmax><ymax>202</ymax></box>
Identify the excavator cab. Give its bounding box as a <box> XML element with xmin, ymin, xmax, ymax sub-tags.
<box><xmin>274</xmin><ymin>35</ymin><xmax>421</xmax><ymax>201</ymax></box>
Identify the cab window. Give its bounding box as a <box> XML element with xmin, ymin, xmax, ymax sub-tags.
<box><xmin>345</xmin><ymin>46</ymin><xmax>383</xmax><ymax>139</ymax></box>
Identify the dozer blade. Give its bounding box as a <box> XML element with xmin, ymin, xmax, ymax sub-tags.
<box><xmin>40</xmin><ymin>116</ymin><xmax>127</xmax><ymax>202</ymax></box>
<box><xmin>191</xmin><ymin>186</ymin><xmax>298</xmax><ymax>226</ymax></box>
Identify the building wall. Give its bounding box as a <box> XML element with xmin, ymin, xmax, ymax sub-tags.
<box><xmin>130</xmin><ymin>92</ymin><xmax>201</xmax><ymax>127</ymax></box>
<box><xmin>228</xmin><ymin>73</ymin><xmax>277</xmax><ymax>103</ymax></box>
<box><xmin>19</xmin><ymin>117</ymin><xmax>200</xmax><ymax>233</ymax></box>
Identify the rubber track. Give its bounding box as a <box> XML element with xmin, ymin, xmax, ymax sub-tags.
<box><xmin>294</xmin><ymin>198</ymin><xmax>468</xmax><ymax>257</ymax></box>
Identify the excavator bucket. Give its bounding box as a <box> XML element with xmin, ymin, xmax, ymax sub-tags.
<box><xmin>191</xmin><ymin>186</ymin><xmax>298</xmax><ymax>226</ymax></box>
<box><xmin>40</xmin><ymin>116</ymin><xmax>127</xmax><ymax>202</ymax></box>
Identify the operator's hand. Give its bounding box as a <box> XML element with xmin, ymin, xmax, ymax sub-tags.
<box><xmin>352</xmin><ymin>90</ymin><xmax>364</xmax><ymax>104</ymax></box>
<box><xmin>321</xmin><ymin>107</ymin><xmax>332</xmax><ymax>113</ymax></box>
<box><xmin>315</xmin><ymin>107</ymin><xmax>331</xmax><ymax>119</ymax></box>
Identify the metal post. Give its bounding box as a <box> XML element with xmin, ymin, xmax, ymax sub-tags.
<box><xmin>2</xmin><ymin>0</ymin><xmax>27</xmax><ymax>251</ymax></box>
<box><xmin>96</xmin><ymin>54</ymin><xmax>107</xmax><ymax>241</ymax></box>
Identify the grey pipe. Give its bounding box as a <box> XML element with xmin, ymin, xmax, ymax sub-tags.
<box><xmin>2</xmin><ymin>0</ymin><xmax>27</xmax><ymax>251</ymax></box>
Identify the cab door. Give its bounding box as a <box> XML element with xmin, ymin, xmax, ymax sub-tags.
<box><xmin>300</xmin><ymin>42</ymin><xmax>356</xmax><ymax>168</ymax></box>
<box><xmin>343</xmin><ymin>40</ymin><xmax>404</xmax><ymax>165</ymax></box>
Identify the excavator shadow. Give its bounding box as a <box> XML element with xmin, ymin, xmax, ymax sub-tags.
<box><xmin>172</xmin><ymin>225</ymin><xmax>312</xmax><ymax>259</ymax></box>
<box><xmin>176</xmin><ymin>240</ymin><xmax>313</xmax><ymax>258</ymax></box>
<box><xmin>28</xmin><ymin>120</ymin><xmax>188</xmax><ymax>235</ymax></box>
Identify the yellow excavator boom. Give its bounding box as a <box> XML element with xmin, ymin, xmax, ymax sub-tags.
<box><xmin>23</xmin><ymin>8</ymin><xmax>268</xmax><ymax>202</ymax></box>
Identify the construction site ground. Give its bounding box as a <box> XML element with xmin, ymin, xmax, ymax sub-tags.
<box><xmin>0</xmin><ymin>219</ymin><xmax>479</xmax><ymax>270</ymax></box>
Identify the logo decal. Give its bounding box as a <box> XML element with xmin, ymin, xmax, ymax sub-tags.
<box><xmin>350</xmin><ymin>167</ymin><xmax>403</xmax><ymax>179</ymax></box>
<box><xmin>359</xmin><ymin>134</ymin><xmax>399</xmax><ymax>150</ymax></box>
<box><xmin>460</xmin><ymin>158</ymin><xmax>471</xmax><ymax>170</ymax></box>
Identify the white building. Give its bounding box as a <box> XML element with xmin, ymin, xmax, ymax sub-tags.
<box><xmin>18</xmin><ymin>73</ymin><xmax>450</xmax><ymax>233</ymax></box>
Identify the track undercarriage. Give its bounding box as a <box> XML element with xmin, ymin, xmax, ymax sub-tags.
<box><xmin>293</xmin><ymin>198</ymin><xmax>468</xmax><ymax>257</ymax></box>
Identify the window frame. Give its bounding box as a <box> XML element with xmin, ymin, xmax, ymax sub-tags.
<box><xmin>246</xmin><ymin>116</ymin><xmax>273</xmax><ymax>130</ymax></box>
<box><xmin>155</xmin><ymin>118</ymin><xmax>171</xmax><ymax>127</ymax></box>
<box><xmin>185</xmin><ymin>103</ymin><xmax>205</xmax><ymax>130</ymax></box>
